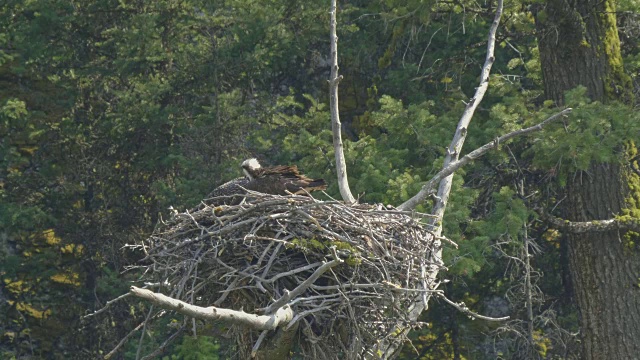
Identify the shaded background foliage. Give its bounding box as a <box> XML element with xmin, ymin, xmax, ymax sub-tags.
<box><xmin>1</xmin><ymin>0</ymin><xmax>638</xmax><ymax>358</ymax></box>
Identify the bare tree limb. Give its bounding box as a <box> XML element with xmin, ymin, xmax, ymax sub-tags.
<box><xmin>129</xmin><ymin>286</ymin><xmax>294</xmax><ymax>331</ymax></box>
<box><xmin>398</xmin><ymin>107</ymin><xmax>572</xmax><ymax>211</ymax></box>
<box><xmin>544</xmin><ymin>212</ymin><xmax>640</xmax><ymax>233</ymax></box>
<box><xmin>379</xmin><ymin>1</ymin><xmax>505</xmax><ymax>357</ymax></box>
<box><xmin>329</xmin><ymin>0</ymin><xmax>356</xmax><ymax>204</ymax></box>
<box><xmin>400</xmin><ymin>0</ymin><xmax>505</xmax><ymax>221</ymax></box>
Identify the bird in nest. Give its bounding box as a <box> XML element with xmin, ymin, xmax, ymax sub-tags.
<box><xmin>206</xmin><ymin>158</ymin><xmax>327</xmax><ymax>205</ymax></box>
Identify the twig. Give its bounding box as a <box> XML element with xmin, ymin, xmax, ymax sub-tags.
<box><xmin>139</xmin><ymin>325</ymin><xmax>186</xmax><ymax>360</ymax></box>
<box><xmin>251</xmin><ymin>330</ymin><xmax>269</xmax><ymax>358</ymax></box>
<box><xmin>84</xmin><ymin>292</ymin><xmax>132</xmax><ymax>319</ymax></box>
<box><xmin>285</xmin><ymin>305</ymin><xmax>334</xmax><ymax>331</ymax></box>
<box><xmin>261</xmin><ymin>242</ymin><xmax>283</xmax><ymax>280</ymax></box>
<box><xmin>263</xmin><ymin>249</ymin><xmax>343</xmax><ymax>314</ymax></box>
<box><xmin>104</xmin><ymin>321</ymin><xmax>146</xmax><ymax>359</ymax></box>
<box><xmin>135</xmin><ymin>306</ymin><xmax>154</xmax><ymax>360</ymax></box>
<box><xmin>265</xmin><ymin>262</ymin><xmax>323</xmax><ymax>283</ymax></box>
<box><xmin>435</xmin><ymin>292</ymin><xmax>509</xmax><ymax>322</ymax></box>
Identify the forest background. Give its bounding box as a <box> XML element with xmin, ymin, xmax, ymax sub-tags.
<box><xmin>1</xmin><ymin>0</ymin><xmax>639</xmax><ymax>359</ymax></box>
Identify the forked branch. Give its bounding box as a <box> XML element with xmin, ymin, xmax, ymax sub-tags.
<box><xmin>421</xmin><ymin>0</ymin><xmax>505</xmax><ymax>229</ymax></box>
<box><xmin>398</xmin><ymin>107</ymin><xmax>572</xmax><ymax>211</ymax></box>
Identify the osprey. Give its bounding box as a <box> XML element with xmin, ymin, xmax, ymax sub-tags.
<box><xmin>240</xmin><ymin>158</ymin><xmax>327</xmax><ymax>195</ymax></box>
<box><xmin>206</xmin><ymin>158</ymin><xmax>326</xmax><ymax>205</ymax></box>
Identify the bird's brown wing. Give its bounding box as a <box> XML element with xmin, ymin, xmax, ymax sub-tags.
<box><xmin>251</xmin><ymin>165</ymin><xmax>326</xmax><ymax>195</ymax></box>
<box><xmin>256</xmin><ymin>165</ymin><xmax>300</xmax><ymax>177</ymax></box>
<box><xmin>283</xmin><ymin>175</ymin><xmax>326</xmax><ymax>194</ymax></box>
<box><xmin>206</xmin><ymin>177</ymin><xmax>250</xmax><ymax>205</ymax></box>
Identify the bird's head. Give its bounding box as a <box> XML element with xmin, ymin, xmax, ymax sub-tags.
<box><xmin>241</xmin><ymin>158</ymin><xmax>261</xmax><ymax>179</ymax></box>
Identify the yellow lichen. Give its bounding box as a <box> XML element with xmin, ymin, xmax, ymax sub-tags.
<box><xmin>50</xmin><ymin>272</ymin><xmax>81</xmax><ymax>286</ymax></box>
<box><xmin>7</xmin><ymin>301</ymin><xmax>52</xmax><ymax>319</ymax></box>
<box><xmin>3</xmin><ymin>279</ymin><xmax>28</xmax><ymax>295</ymax></box>
<box><xmin>42</xmin><ymin>229</ymin><xmax>61</xmax><ymax>245</ymax></box>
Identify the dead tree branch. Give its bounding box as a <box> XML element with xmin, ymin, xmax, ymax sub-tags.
<box><xmin>422</xmin><ymin>0</ymin><xmax>505</xmax><ymax>228</ymax></box>
<box><xmin>129</xmin><ymin>286</ymin><xmax>294</xmax><ymax>331</ymax></box>
<box><xmin>329</xmin><ymin>0</ymin><xmax>356</xmax><ymax>204</ymax></box>
<box><xmin>399</xmin><ymin>107</ymin><xmax>572</xmax><ymax>211</ymax></box>
<box><xmin>378</xmin><ymin>0</ymin><xmax>505</xmax><ymax>357</ymax></box>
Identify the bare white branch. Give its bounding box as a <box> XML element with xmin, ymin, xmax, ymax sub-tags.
<box><xmin>378</xmin><ymin>0</ymin><xmax>506</xmax><ymax>357</ymax></box>
<box><xmin>329</xmin><ymin>0</ymin><xmax>356</xmax><ymax>204</ymax></box>
<box><xmin>435</xmin><ymin>292</ymin><xmax>510</xmax><ymax>322</ymax></box>
<box><xmin>399</xmin><ymin>108</ymin><xmax>572</xmax><ymax>211</ymax></box>
<box><xmin>129</xmin><ymin>286</ymin><xmax>293</xmax><ymax>331</ymax></box>
<box><xmin>400</xmin><ymin>0</ymin><xmax>505</xmax><ymax>224</ymax></box>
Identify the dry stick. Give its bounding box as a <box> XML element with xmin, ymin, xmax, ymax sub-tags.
<box><xmin>285</xmin><ymin>305</ymin><xmax>334</xmax><ymax>331</ymax></box>
<box><xmin>435</xmin><ymin>292</ymin><xmax>509</xmax><ymax>321</ymax></box>
<box><xmin>104</xmin><ymin>321</ymin><xmax>146</xmax><ymax>359</ymax></box>
<box><xmin>83</xmin><ymin>292</ymin><xmax>131</xmax><ymax>319</ymax></box>
<box><xmin>251</xmin><ymin>330</ymin><xmax>269</xmax><ymax>358</ymax></box>
<box><xmin>398</xmin><ymin>107</ymin><xmax>572</xmax><ymax>211</ymax></box>
<box><xmin>263</xmin><ymin>248</ymin><xmax>344</xmax><ymax>314</ymax></box>
<box><xmin>265</xmin><ymin>261</ymin><xmax>324</xmax><ymax>284</ymax></box>
<box><xmin>214</xmin><ymin>277</ymin><xmax>241</xmax><ymax>306</ymax></box>
<box><xmin>140</xmin><ymin>325</ymin><xmax>186</xmax><ymax>360</ymax></box>
<box><xmin>129</xmin><ymin>286</ymin><xmax>294</xmax><ymax>331</ymax></box>
<box><xmin>329</xmin><ymin>0</ymin><xmax>356</xmax><ymax>204</ymax></box>
<box><xmin>261</xmin><ymin>242</ymin><xmax>283</xmax><ymax>280</ymax></box>
<box><xmin>136</xmin><ymin>306</ymin><xmax>154</xmax><ymax>360</ymax></box>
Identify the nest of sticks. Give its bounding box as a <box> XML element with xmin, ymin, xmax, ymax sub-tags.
<box><xmin>133</xmin><ymin>191</ymin><xmax>442</xmax><ymax>359</ymax></box>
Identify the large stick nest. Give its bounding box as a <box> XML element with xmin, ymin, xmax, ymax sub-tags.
<box><xmin>133</xmin><ymin>191</ymin><xmax>442</xmax><ymax>358</ymax></box>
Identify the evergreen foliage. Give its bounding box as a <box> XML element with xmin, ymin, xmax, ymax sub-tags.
<box><xmin>0</xmin><ymin>0</ymin><xmax>637</xmax><ymax>358</ymax></box>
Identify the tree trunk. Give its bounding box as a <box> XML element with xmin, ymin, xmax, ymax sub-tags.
<box><xmin>565</xmin><ymin>164</ymin><xmax>640</xmax><ymax>359</ymax></box>
<box><xmin>534</xmin><ymin>1</ymin><xmax>640</xmax><ymax>359</ymax></box>
<box><xmin>535</xmin><ymin>0</ymin><xmax>631</xmax><ymax>105</ymax></box>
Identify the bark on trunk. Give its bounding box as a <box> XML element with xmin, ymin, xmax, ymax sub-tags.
<box><xmin>534</xmin><ymin>1</ymin><xmax>640</xmax><ymax>358</ymax></box>
<box><xmin>535</xmin><ymin>0</ymin><xmax>631</xmax><ymax>105</ymax></box>
<box><xmin>565</xmin><ymin>164</ymin><xmax>640</xmax><ymax>359</ymax></box>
